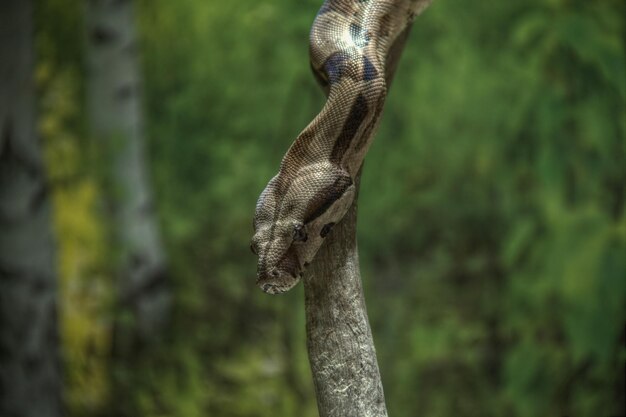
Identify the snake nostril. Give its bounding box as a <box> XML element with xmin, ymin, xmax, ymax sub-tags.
<box><xmin>262</xmin><ymin>283</ymin><xmax>273</xmax><ymax>292</ymax></box>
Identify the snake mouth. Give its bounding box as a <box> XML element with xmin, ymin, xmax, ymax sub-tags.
<box><xmin>256</xmin><ymin>245</ymin><xmax>302</xmax><ymax>294</ymax></box>
<box><xmin>256</xmin><ymin>268</ymin><xmax>302</xmax><ymax>294</ymax></box>
<box><xmin>256</xmin><ymin>271</ymin><xmax>301</xmax><ymax>294</ymax></box>
<box><xmin>259</xmin><ymin>281</ymin><xmax>294</xmax><ymax>295</ymax></box>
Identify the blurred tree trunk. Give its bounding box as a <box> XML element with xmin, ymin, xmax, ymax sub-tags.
<box><xmin>0</xmin><ymin>1</ymin><xmax>63</xmax><ymax>416</ymax></box>
<box><xmin>84</xmin><ymin>0</ymin><xmax>169</xmax><ymax>408</ymax></box>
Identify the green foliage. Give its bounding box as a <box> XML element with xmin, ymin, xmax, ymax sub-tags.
<box><xmin>37</xmin><ymin>0</ymin><xmax>625</xmax><ymax>415</ymax></box>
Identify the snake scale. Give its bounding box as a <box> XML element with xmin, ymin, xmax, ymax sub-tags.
<box><xmin>251</xmin><ymin>0</ymin><xmax>432</xmax><ymax>294</ymax></box>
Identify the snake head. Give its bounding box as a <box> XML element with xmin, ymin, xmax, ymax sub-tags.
<box><xmin>251</xmin><ymin>164</ymin><xmax>355</xmax><ymax>294</ymax></box>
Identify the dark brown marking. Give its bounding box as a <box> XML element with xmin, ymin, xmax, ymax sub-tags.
<box><xmin>330</xmin><ymin>93</ymin><xmax>369</xmax><ymax>163</ymax></box>
<box><xmin>304</xmin><ymin>175</ymin><xmax>353</xmax><ymax>224</ymax></box>
<box><xmin>354</xmin><ymin>93</ymin><xmax>384</xmax><ymax>152</ymax></box>
<box><xmin>323</xmin><ymin>51</ymin><xmax>361</xmax><ymax>84</ymax></box>
<box><xmin>363</xmin><ymin>55</ymin><xmax>378</xmax><ymax>81</ymax></box>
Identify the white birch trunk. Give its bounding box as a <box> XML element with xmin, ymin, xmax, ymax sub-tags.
<box><xmin>0</xmin><ymin>1</ymin><xmax>63</xmax><ymax>416</ymax></box>
<box><xmin>85</xmin><ymin>0</ymin><xmax>169</xmax><ymax>348</ymax></box>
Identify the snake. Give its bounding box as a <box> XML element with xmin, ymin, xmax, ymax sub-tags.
<box><xmin>251</xmin><ymin>0</ymin><xmax>432</xmax><ymax>294</ymax></box>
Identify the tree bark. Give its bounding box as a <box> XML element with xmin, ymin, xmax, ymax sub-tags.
<box><xmin>85</xmin><ymin>2</ymin><xmax>169</xmax><ymax>413</ymax></box>
<box><xmin>304</xmin><ymin>172</ymin><xmax>389</xmax><ymax>417</ymax></box>
<box><xmin>0</xmin><ymin>1</ymin><xmax>63</xmax><ymax>416</ymax></box>
<box><xmin>85</xmin><ymin>0</ymin><xmax>169</xmax><ymax>350</ymax></box>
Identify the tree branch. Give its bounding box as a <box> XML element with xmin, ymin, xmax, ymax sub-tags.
<box><xmin>304</xmin><ymin>171</ymin><xmax>387</xmax><ymax>417</ymax></box>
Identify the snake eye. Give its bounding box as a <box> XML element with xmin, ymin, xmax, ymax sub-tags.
<box><xmin>293</xmin><ymin>223</ymin><xmax>308</xmax><ymax>242</ymax></box>
<box><xmin>320</xmin><ymin>222</ymin><xmax>335</xmax><ymax>238</ymax></box>
<box><xmin>250</xmin><ymin>242</ymin><xmax>258</xmax><ymax>255</ymax></box>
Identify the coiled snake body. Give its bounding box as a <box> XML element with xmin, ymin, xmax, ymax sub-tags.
<box><xmin>251</xmin><ymin>0</ymin><xmax>432</xmax><ymax>294</ymax></box>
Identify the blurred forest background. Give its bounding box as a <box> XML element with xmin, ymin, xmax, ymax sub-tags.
<box><xmin>1</xmin><ymin>0</ymin><xmax>624</xmax><ymax>416</ymax></box>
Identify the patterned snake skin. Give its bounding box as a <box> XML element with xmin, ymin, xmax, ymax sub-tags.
<box><xmin>251</xmin><ymin>0</ymin><xmax>432</xmax><ymax>294</ymax></box>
